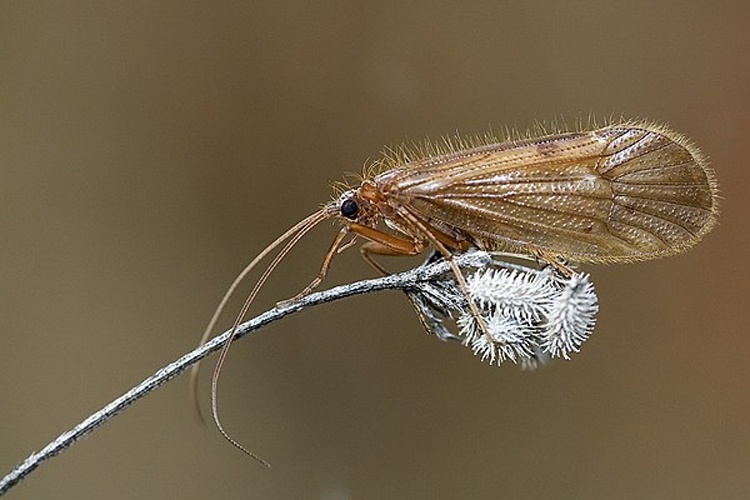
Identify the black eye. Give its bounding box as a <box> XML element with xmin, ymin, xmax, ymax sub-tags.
<box><xmin>340</xmin><ymin>199</ymin><xmax>358</xmax><ymax>219</ymax></box>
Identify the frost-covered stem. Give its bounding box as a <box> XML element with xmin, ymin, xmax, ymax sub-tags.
<box><xmin>0</xmin><ymin>251</ymin><xmax>492</xmax><ymax>496</ymax></box>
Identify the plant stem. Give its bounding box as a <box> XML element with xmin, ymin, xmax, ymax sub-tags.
<box><xmin>0</xmin><ymin>251</ymin><xmax>491</xmax><ymax>496</ymax></box>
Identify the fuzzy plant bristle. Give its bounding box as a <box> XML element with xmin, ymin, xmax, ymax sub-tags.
<box><xmin>407</xmin><ymin>254</ymin><xmax>599</xmax><ymax>368</ymax></box>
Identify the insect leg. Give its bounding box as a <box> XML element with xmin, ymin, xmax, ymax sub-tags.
<box><xmin>393</xmin><ymin>208</ymin><xmax>494</xmax><ymax>341</ymax></box>
<box><xmin>284</xmin><ymin>227</ymin><xmax>350</xmax><ymax>303</ymax></box>
<box><xmin>347</xmin><ymin>222</ymin><xmax>426</xmax><ymax>273</ymax></box>
<box><xmin>359</xmin><ymin>241</ymin><xmax>399</xmax><ymax>275</ymax></box>
<box><xmin>533</xmin><ymin>248</ymin><xmax>575</xmax><ymax>277</ymax></box>
<box><xmin>347</xmin><ymin>225</ymin><xmax>451</xmax><ymax>338</ymax></box>
<box><xmin>348</xmin><ymin>223</ymin><xmax>425</xmax><ymax>254</ymax></box>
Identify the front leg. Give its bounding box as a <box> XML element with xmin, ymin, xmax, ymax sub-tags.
<box><xmin>280</xmin><ymin>227</ymin><xmax>349</xmax><ymax>305</ymax></box>
<box><xmin>348</xmin><ymin>223</ymin><xmax>425</xmax><ymax>255</ymax></box>
<box><xmin>347</xmin><ymin>222</ymin><xmax>427</xmax><ymax>275</ymax></box>
<box><xmin>358</xmin><ymin>240</ymin><xmax>416</xmax><ymax>275</ymax></box>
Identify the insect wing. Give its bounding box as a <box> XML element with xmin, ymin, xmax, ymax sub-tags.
<box><xmin>385</xmin><ymin>125</ymin><xmax>717</xmax><ymax>263</ymax></box>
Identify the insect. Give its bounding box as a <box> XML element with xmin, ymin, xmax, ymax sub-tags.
<box><xmin>191</xmin><ymin>121</ymin><xmax>719</xmax><ymax>463</ymax></box>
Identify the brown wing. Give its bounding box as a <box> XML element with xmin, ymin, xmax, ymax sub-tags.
<box><xmin>377</xmin><ymin>124</ymin><xmax>718</xmax><ymax>263</ymax></box>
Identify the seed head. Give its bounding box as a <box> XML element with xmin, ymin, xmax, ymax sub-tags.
<box><xmin>409</xmin><ymin>255</ymin><xmax>599</xmax><ymax>367</ymax></box>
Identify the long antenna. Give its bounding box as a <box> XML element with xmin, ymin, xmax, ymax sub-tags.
<box><xmin>189</xmin><ymin>209</ymin><xmax>331</xmax><ymax>423</ymax></box>
<box><xmin>208</xmin><ymin>208</ymin><xmax>334</xmax><ymax>465</ymax></box>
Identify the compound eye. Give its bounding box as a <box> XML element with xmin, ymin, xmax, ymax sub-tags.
<box><xmin>340</xmin><ymin>199</ymin><xmax>358</xmax><ymax>219</ymax></box>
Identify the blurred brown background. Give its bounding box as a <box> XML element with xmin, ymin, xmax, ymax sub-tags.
<box><xmin>1</xmin><ymin>2</ymin><xmax>748</xmax><ymax>499</ymax></box>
